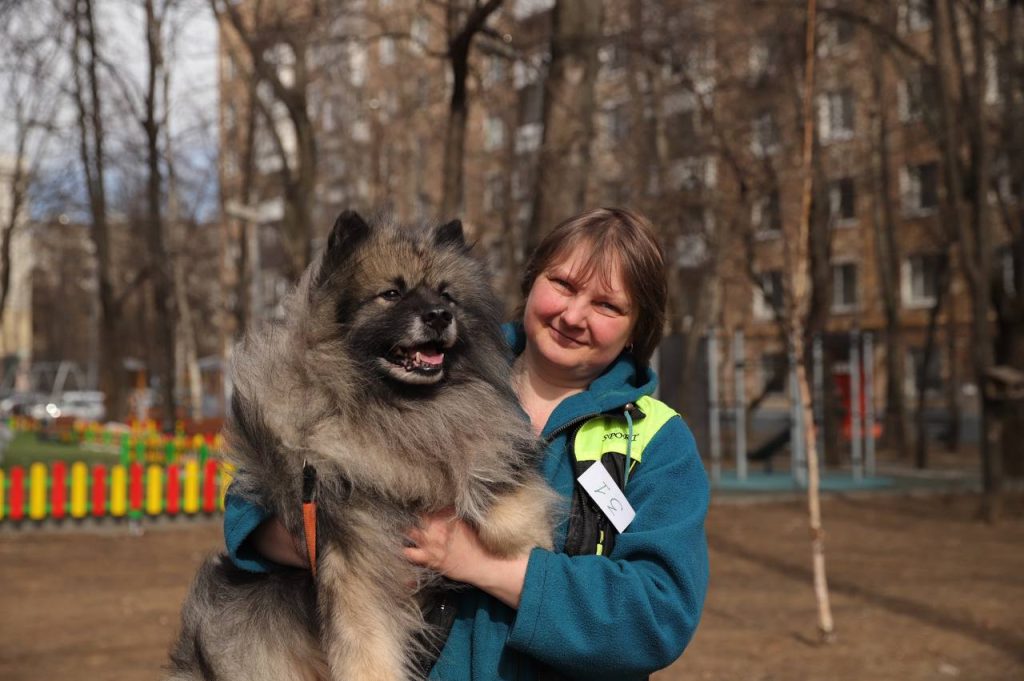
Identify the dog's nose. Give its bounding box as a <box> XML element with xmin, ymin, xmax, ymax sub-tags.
<box><xmin>422</xmin><ymin>307</ymin><xmax>453</xmax><ymax>332</ymax></box>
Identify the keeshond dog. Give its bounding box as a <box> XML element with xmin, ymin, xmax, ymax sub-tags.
<box><xmin>167</xmin><ymin>211</ymin><xmax>558</xmax><ymax>681</ymax></box>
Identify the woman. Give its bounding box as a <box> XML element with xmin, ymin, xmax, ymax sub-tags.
<box><xmin>224</xmin><ymin>207</ymin><xmax>709</xmax><ymax>680</ymax></box>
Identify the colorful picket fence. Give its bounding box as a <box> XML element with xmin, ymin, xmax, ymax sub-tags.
<box><xmin>7</xmin><ymin>416</ymin><xmax>225</xmax><ymax>466</ymax></box>
<box><xmin>0</xmin><ymin>459</ymin><xmax>233</xmax><ymax>522</ymax></box>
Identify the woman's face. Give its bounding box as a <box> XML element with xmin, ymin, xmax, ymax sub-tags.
<box><xmin>523</xmin><ymin>245</ymin><xmax>637</xmax><ymax>385</ymax></box>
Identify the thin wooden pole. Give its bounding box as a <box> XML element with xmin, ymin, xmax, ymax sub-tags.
<box><xmin>787</xmin><ymin>0</ymin><xmax>836</xmax><ymax>641</ymax></box>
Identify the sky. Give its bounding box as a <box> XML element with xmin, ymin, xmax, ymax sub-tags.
<box><xmin>1</xmin><ymin>0</ymin><xmax>221</xmax><ymax>220</ymax></box>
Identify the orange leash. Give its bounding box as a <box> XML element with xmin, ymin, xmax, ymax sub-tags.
<box><xmin>302</xmin><ymin>463</ymin><xmax>318</xmax><ymax>577</ymax></box>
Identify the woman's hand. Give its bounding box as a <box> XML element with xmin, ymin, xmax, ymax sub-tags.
<box><xmin>251</xmin><ymin>516</ymin><xmax>309</xmax><ymax>569</ymax></box>
<box><xmin>404</xmin><ymin>508</ymin><xmax>531</xmax><ymax>610</ymax></box>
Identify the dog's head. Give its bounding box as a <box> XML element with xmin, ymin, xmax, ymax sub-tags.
<box><xmin>303</xmin><ymin>210</ymin><xmax>505</xmax><ymax>389</ymax></box>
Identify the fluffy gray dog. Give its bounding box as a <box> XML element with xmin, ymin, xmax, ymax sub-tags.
<box><xmin>167</xmin><ymin>211</ymin><xmax>558</xmax><ymax>681</ymax></box>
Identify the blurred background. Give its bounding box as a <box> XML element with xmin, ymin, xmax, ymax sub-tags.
<box><xmin>1</xmin><ymin>2</ymin><xmax>1023</xmax><ymax>680</ymax></box>
<box><xmin>3</xmin><ymin>0</ymin><xmax>1024</xmax><ymax>493</ymax></box>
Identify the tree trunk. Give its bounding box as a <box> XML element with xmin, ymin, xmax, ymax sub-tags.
<box><xmin>72</xmin><ymin>0</ymin><xmax>125</xmax><ymax>420</ymax></box>
<box><xmin>0</xmin><ymin>113</ymin><xmax>27</xmax><ymax>326</ymax></box>
<box><xmin>915</xmin><ymin>255</ymin><xmax>950</xmax><ymax>469</ymax></box>
<box><xmin>143</xmin><ymin>0</ymin><xmax>177</xmax><ymax>431</ymax></box>
<box><xmin>787</xmin><ymin>0</ymin><xmax>834</xmax><ymax>641</ymax></box>
<box><xmin>868</xmin><ymin>32</ymin><xmax>912</xmax><ymax>458</ymax></box>
<box><xmin>440</xmin><ymin>0</ymin><xmax>504</xmax><ymax>218</ymax></box>
<box><xmin>527</xmin><ymin>0</ymin><xmax>604</xmax><ymax>251</ymax></box>
<box><xmin>967</xmin><ymin>1</ymin><xmax>998</xmax><ymax>520</ymax></box>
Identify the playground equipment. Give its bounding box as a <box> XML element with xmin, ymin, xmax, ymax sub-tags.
<box><xmin>707</xmin><ymin>328</ymin><xmax>884</xmax><ymax>489</ymax></box>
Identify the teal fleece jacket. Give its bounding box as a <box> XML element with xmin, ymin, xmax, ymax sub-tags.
<box><xmin>223</xmin><ymin>323</ymin><xmax>710</xmax><ymax>680</ymax></box>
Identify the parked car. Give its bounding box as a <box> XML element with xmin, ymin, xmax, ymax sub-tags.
<box><xmin>0</xmin><ymin>391</ymin><xmax>47</xmax><ymax>417</ymax></box>
<box><xmin>28</xmin><ymin>391</ymin><xmax>106</xmax><ymax>422</ymax></box>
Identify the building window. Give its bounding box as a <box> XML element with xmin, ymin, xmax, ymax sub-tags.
<box><xmin>264</xmin><ymin>43</ymin><xmax>296</xmax><ymax>88</ymax></box>
<box><xmin>901</xmin><ymin>162</ymin><xmax>940</xmax><ymax>215</ymax></box>
<box><xmin>666</xmin><ymin>108</ymin><xmax>699</xmax><ymax>159</ymax></box>
<box><xmin>518</xmin><ymin>79</ymin><xmax>544</xmax><ymax>127</ymax></box>
<box><xmin>828</xmin><ymin>177</ymin><xmax>856</xmax><ymax>225</ymax></box>
<box><xmin>599</xmin><ymin>42</ymin><xmax>628</xmax><ymax>72</ymax></box>
<box><xmin>379</xmin><ymin>37</ymin><xmax>396</xmax><ymax>65</ymax></box>
<box><xmin>753</xmin><ymin>270</ymin><xmax>784</xmax><ymax>320</ymax></box>
<box><xmin>483</xmin><ymin>172</ymin><xmax>505</xmax><ymax>213</ymax></box>
<box><xmin>819</xmin><ymin>16</ymin><xmax>855</xmax><ymax>55</ymax></box>
<box><xmin>902</xmin><ymin>253</ymin><xmax>945</xmax><ymax>307</ymax></box>
<box><xmin>483</xmin><ymin>54</ymin><xmax>506</xmax><ymax>87</ymax></box>
<box><xmin>748</xmin><ymin>41</ymin><xmax>778</xmax><ymax>82</ymax></box>
<box><xmin>669</xmin><ymin>156</ymin><xmax>715</xmax><ymax>191</ymax></box>
<box><xmin>818</xmin><ymin>89</ymin><xmax>855</xmax><ymax>142</ymax></box>
<box><xmin>752</xmin><ymin>191</ymin><xmax>782</xmax><ymax>237</ymax></box>
<box><xmin>751</xmin><ymin>110</ymin><xmax>779</xmax><ymax>157</ymax></box>
<box><xmin>513</xmin><ymin>0</ymin><xmax>555</xmax><ymax>20</ymax></box>
<box><xmin>899</xmin><ymin>67</ymin><xmax>938</xmax><ymax>122</ymax></box>
<box><xmin>515</xmin><ymin>122</ymin><xmax>542</xmax><ymax>154</ymax></box>
<box><xmin>831</xmin><ymin>262</ymin><xmax>859</xmax><ymax>312</ymax></box>
<box><xmin>349</xmin><ymin>44</ymin><xmax>367</xmax><ymax>87</ymax></box>
<box><xmin>484</xmin><ymin>115</ymin><xmax>506</xmax><ymax>152</ymax></box>
<box><xmin>603</xmin><ymin>101</ymin><xmax>630</xmax><ymax>143</ymax></box>
<box><xmin>675</xmin><ymin>233</ymin><xmax>709</xmax><ymax>269</ymax></box>
<box><xmin>899</xmin><ymin>0</ymin><xmax>932</xmax><ymax>33</ymax></box>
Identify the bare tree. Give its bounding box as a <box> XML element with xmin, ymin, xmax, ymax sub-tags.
<box><xmin>70</xmin><ymin>0</ymin><xmax>127</xmax><ymax>419</ymax></box>
<box><xmin>0</xmin><ymin>15</ymin><xmax>62</xmax><ymax>327</ymax></box>
<box><xmin>142</xmin><ymin>0</ymin><xmax>178</xmax><ymax>429</ymax></box>
<box><xmin>784</xmin><ymin>0</ymin><xmax>835</xmax><ymax>641</ymax></box>
<box><xmin>527</xmin><ymin>0</ymin><xmax>604</xmax><ymax>250</ymax></box>
<box><xmin>211</xmin><ymin>0</ymin><xmax>319</xmax><ymax>281</ymax></box>
<box><xmin>440</xmin><ymin>0</ymin><xmax>504</xmax><ymax>217</ymax></box>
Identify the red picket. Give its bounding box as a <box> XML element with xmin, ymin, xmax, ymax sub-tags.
<box><xmin>166</xmin><ymin>465</ymin><xmax>181</xmax><ymax>515</ymax></box>
<box><xmin>129</xmin><ymin>462</ymin><xmax>143</xmax><ymax>512</ymax></box>
<box><xmin>202</xmin><ymin>460</ymin><xmax>217</xmax><ymax>513</ymax></box>
<box><xmin>91</xmin><ymin>465</ymin><xmax>107</xmax><ymax>517</ymax></box>
<box><xmin>9</xmin><ymin>466</ymin><xmax>25</xmax><ymax>521</ymax></box>
<box><xmin>51</xmin><ymin>462</ymin><xmax>67</xmax><ymax>520</ymax></box>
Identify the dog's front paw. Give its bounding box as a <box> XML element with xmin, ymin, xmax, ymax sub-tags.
<box><xmin>476</xmin><ymin>481</ymin><xmax>557</xmax><ymax>556</ymax></box>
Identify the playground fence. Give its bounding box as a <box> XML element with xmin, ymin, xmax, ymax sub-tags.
<box><xmin>0</xmin><ymin>459</ymin><xmax>233</xmax><ymax>523</ymax></box>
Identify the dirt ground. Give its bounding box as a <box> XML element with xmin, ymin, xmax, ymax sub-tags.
<box><xmin>1</xmin><ymin>492</ymin><xmax>1021</xmax><ymax>681</ymax></box>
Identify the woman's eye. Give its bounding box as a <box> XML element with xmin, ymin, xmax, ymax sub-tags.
<box><xmin>598</xmin><ymin>302</ymin><xmax>623</xmax><ymax>314</ymax></box>
<box><xmin>550</xmin><ymin>277</ymin><xmax>571</xmax><ymax>291</ymax></box>
<box><xmin>380</xmin><ymin>289</ymin><xmax>401</xmax><ymax>301</ymax></box>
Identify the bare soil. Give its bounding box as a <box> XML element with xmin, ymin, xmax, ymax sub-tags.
<box><xmin>1</xmin><ymin>493</ymin><xmax>1021</xmax><ymax>681</ymax></box>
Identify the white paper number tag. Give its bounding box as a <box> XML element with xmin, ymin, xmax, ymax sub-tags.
<box><xmin>577</xmin><ymin>462</ymin><xmax>636</xmax><ymax>534</ymax></box>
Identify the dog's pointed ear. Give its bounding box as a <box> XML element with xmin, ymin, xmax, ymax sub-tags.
<box><xmin>328</xmin><ymin>210</ymin><xmax>371</xmax><ymax>254</ymax></box>
<box><xmin>314</xmin><ymin>210</ymin><xmax>371</xmax><ymax>290</ymax></box>
<box><xmin>434</xmin><ymin>219</ymin><xmax>467</xmax><ymax>251</ymax></box>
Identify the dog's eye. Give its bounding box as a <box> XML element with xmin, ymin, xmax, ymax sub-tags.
<box><xmin>379</xmin><ymin>289</ymin><xmax>402</xmax><ymax>301</ymax></box>
<box><xmin>441</xmin><ymin>291</ymin><xmax>457</xmax><ymax>305</ymax></box>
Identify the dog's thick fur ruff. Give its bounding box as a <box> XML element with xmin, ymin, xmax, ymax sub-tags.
<box><xmin>167</xmin><ymin>212</ymin><xmax>558</xmax><ymax>681</ymax></box>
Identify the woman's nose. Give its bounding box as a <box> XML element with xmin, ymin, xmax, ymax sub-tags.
<box><xmin>559</xmin><ymin>296</ymin><xmax>587</xmax><ymax>327</ymax></box>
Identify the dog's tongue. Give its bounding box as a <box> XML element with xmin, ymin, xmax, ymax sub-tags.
<box><xmin>415</xmin><ymin>350</ymin><xmax>444</xmax><ymax>367</ymax></box>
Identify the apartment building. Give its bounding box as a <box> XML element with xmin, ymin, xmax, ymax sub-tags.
<box><xmin>217</xmin><ymin>0</ymin><xmax>1020</xmax><ymax>419</ymax></box>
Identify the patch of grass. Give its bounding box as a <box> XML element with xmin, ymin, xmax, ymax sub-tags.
<box><xmin>2</xmin><ymin>432</ymin><xmax>121</xmax><ymax>469</ymax></box>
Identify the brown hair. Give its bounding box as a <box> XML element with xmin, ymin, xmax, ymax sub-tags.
<box><xmin>520</xmin><ymin>207</ymin><xmax>667</xmax><ymax>368</ymax></box>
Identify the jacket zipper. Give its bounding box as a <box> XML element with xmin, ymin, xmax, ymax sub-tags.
<box><xmin>543</xmin><ymin>402</ymin><xmax>644</xmax><ymax>444</ymax></box>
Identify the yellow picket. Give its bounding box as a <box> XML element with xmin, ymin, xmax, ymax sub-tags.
<box><xmin>183</xmin><ymin>459</ymin><xmax>200</xmax><ymax>514</ymax></box>
<box><xmin>110</xmin><ymin>465</ymin><xmax>127</xmax><ymax>517</ymax></box>
<box><xmin>70</xmin><ymin>462</ymin><xmax>89</xmax><ymax>518</ymax></box>
<box><xmin>29</xmin><ymin>463</ymin><xmax>47</xmax><ymax>520</ymax></box>
<box><xmin>146</xmin><ymin>465</ymin><xmax>163</xmax><ymax>515</ymax></box>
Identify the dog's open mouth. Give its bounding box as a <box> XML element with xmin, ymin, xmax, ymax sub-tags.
<box><xmin>387</xmin><ymin>344</ymin><xmax>446</xmax><ymax>376</ymax></box>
